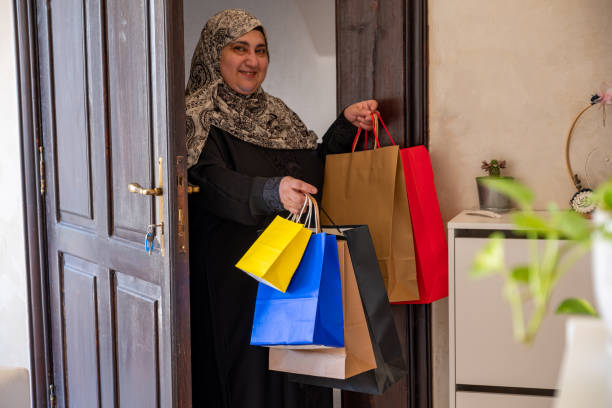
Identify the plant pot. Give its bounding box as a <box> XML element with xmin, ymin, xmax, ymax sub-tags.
<box><xmin>475</xmin><ymin>176</ymin><xmax>514</xmax><ymax>212</ymax></box>
<box><xmin>592</xmin><ymin>209</ymin><xmax>612</xmax><ymax>353</ymax></box>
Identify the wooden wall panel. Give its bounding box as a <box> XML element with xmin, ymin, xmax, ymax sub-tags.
<box><xmin>115</xmin><ymin>272</ymin><xmax>161</xmax><ymax>408</ymax></box>
<box><xmin>107</xmin><ymin>0</ymin><xmax>155</xmax><ymax>243</ymax></box>
<box><xmin>336</xmin><ymin>0</ymin><xmax>405</xmax><ymax>147</ymax></box>
<box><xmin>51</xmin><ymin>0</ymin><xmax>94</xmax><ymax>227</ymax></box>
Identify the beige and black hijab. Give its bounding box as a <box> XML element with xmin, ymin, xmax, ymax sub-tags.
<box><xmin>185</xmin><ymin>9</ymin><xmax>317</xmax><ymax>168</ymax></box>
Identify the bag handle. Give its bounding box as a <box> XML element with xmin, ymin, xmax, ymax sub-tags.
<box><xmin>304</xmin><ymin>193</ymin><xmax>321</xmax><ymax>233</ymax></box>
<box><xmin>288</xmin><ymin>194</ymin><xmax>320</xmax><ymax>233</ymax></box>
<box><xmin>351</xmin><ymin>112</ymin><xmax>396</xmax><ymax>152</ymax></box>
<box><xmin>288</xmin><ymin>197</ymin><xmax>310</xmax><ymax>223</ymax></box>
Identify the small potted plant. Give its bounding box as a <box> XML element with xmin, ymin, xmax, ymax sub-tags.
<box><xmin>476</xmin><ymin>159</ymin><xmax>513</xmax><ymax>212</ymax></box>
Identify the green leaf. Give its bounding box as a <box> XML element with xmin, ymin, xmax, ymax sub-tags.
<box><xmin>470</xmin><ymin>232</ymin><xmax>505</xmax><ymax>278</ymax></box>
<box><xmin>555</xmin><ymin>298</ymin><xmax>598</xmax><ymax>316</ymax></box>
<box><xmin>510</xmin><ymin>266</ymin><xmax>530</xmax><ymax>283</ymax></box>
<box><xmin>550</xmin><ymin>211</ymin><xmax>591</xmax><ymax>241</ymax></box>
<box><xmin>595</xmin><ymin>180</ymin><xmax>612</xmax><ymax>211</ymax></box>
<box><xmin>479</xmin><ymin>178</ymin><xmax>534</xmax><ymax>210</ymax></box>
<box><xmin>511</xmin><ymin>212</ymin><xmax>551</xmax><ymax>233</ymax></box>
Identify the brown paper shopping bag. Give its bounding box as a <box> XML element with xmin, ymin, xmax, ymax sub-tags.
<box><xmin>269</xmin><ymin>239</ymin><xmax>376</xmax><ymax>378</ymax></box>
<box><xmin>321</xmin><ymin>117</ymin><xmax>419</xmax><ymax>302</ymax></box>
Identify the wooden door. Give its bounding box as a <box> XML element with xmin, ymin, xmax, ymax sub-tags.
<box><xmin>35</xmin><ymin>0</ymin><xmax>190</xmax><ymax>406</ymax></box>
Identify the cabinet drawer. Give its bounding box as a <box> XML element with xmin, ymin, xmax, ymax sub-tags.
<box><xmin>456</xmin><ymin>391</ymin><xmax>554</xmax><ymax>408</ymax></box>
<box><xmin>453</xmin><ymin>237</ymin><xmax>593</xmax><ymax>389</ymax></box>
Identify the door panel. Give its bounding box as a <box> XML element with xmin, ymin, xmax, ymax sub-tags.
<box><xmin>61</xmin><ymin>254</ymin><xmax>102</xmax><ymax>408</ymax></box>
<box><xmin>115</xmin><ymin>272</ymin><xmax>162</xmax><ymax>408</ymax></box>
<box><xmin>107</xmin><ymin>0</ymin><xmax>156</xmax><ymax>243</ymax></box>
<box><xmin>36</xmin><ymin>0</ymin><xmax>189</xmax><ymax>406</ymax></box>
<box><xmin>51</xmin><ymin>0</ymin><xmax>95</xmax><ymax>227</ymax></box>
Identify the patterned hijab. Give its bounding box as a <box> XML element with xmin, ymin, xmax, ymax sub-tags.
<box><xmin>185</xmin><ymin>9</ymin><xmax>318</xmax><ymax>168</ymax></box>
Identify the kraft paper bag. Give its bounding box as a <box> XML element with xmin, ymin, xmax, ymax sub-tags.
<box><xmin>250</xmin><ymin>232</ymin><xmax>344</xmax><ymax>347</ymax></box>
<box><xmin>269</xmin><ymin>239</ymin><xmax>376</xmax><ymax>378</ymax></box>
<box><xmin>321</xmin><ymin>144</ymin><xmax>419</xmax><ymax>302</ymax></box>
<box><xmin>400</xmin><ymin>145</ymin><xmax>448</xmax><ymax>304</ymax></box>
<box><xmin>236</xmin><ymin>215</ymin><xmax>311</xmax><ymax>293</ymax></box>
<box><xmin>289</xmin><ymin>226</ymin><xmax>407</xmax><ymax>394</ymax></box>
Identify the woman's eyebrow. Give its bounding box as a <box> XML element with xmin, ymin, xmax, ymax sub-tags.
<box><xmin>229</xmin><ymin>40</ymin><xmax>266</xmax><ymax>47</ymax></box>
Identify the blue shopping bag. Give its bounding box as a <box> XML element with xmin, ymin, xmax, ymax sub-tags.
<box><xmin>250</xmin><ymin>232</ymin><xmax>344</xmax><ymax>347</ymax></box>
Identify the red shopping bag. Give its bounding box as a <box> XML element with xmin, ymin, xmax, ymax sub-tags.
<box><xmin>399</xmin><ymin>145</ymin><xmax>448</xmax><ymax>304</ymax></box>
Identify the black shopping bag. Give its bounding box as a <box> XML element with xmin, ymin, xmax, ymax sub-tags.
<box><xmin>289</xmin><ymin>225</ymin><xmax>407</xmax><ymax>395</ymax></box>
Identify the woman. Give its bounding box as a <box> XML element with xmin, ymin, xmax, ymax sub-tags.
<box><xmin>186</xmin><ymin>9</ymin><xmax>377</xmax><ymax>408</ymax></box>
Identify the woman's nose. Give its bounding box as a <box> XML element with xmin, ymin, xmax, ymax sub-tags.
<box><xmin>244</xmin><ymin>50</ymin><xmax>258</xmax><ymax>67</ymax></box>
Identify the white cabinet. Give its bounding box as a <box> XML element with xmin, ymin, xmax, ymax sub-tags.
<box><xmin>448</xmin><ymin>211</ymin><xmax>595</xmax><ymax>407</ymax></box>
<box><xmin>456</xmin><ymin>392</ymin><xmax>554</xmax><ymax>408</ymax></box>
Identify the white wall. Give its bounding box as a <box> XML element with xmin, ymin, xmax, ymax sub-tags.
<box><xmin>0</xmin><ymin>0</ymin><xmax>30</xmax><ymax>373</ymax></box>
<box><xmin>183</xmin><ymin>0</ymin><xmax>336</xmax><ymax>139</ymax></box>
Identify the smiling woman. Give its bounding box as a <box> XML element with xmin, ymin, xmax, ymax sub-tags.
<box><xmin>185</xmin><ymin>8</ymin><xmax>378</xmax><ymax>408</ymax></box>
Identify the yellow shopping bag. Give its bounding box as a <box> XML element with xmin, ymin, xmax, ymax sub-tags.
<box><xmin>236</xmin><ymin>215</ymin><xmax>312</xmax><ymax>293</ymax></box>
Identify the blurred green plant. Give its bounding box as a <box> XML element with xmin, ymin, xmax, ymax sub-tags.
<box><xmin>470</xmin><ymin>178</ymin><xmax>599</xmax><ymax>344</ymax></box>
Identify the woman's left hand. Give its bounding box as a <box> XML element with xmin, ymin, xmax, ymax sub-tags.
<box><xmin>343</xmin><ymin>100</ymin><xmax>379</xmax><ymax>130</ymax></box>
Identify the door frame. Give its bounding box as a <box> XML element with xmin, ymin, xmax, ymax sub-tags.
<box><xmin>15</xmin><ymin>0</ymin><xmax>51</xmax><ymax>406</ymax></box>
<box><xmin>14</xmin><ymin>0</ymin><xmax>191</xmax><ymax>406</ymax></box>
<box><xmin>336</xmin><ymin>0</ymin><xmax>430</xmax><ymax>406</ymax></box>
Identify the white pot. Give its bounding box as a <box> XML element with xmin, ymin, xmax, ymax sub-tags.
<box><xmin>592</xmin><ymin>210</ymin><xmax>612</xmax><ymax>344</ymax></box>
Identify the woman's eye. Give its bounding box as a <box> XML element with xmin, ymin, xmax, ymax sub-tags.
<box><xmin>232</xmin><ymin>46</ymin><xmax>247</xmax><ymax>53</ymax></box>
<box><xmin>256</xmin><ymin>48</ymin><xmax>268</xmax><ymax>55</ymax></box>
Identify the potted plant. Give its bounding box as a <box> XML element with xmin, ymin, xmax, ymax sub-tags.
<box><xmin>470</xmin><ymin>177</ymin><xmax>601</xmax><ymax>344</ymax></box>
<box><xmin>477</xmin><ymin>159</ymin><xmax>513</xmax><ymax>212</ymax></box>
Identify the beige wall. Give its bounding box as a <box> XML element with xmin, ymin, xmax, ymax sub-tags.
<box><xmin>0</xmin><ymin>0</ymin><xmax>30</xmax><ymax>377</ymax></box>
<box><xmin>429</xmin><ymin>1</ymin><xmax>612</xmax><ymax>406</ymax></box>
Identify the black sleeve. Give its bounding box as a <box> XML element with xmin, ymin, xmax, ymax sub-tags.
<box><xmin>187</xmin><ymin>129</ymin><xmax>283</xmax><ymax>226</ymax></box>
<box><xmin>317</xmin><ymin>110</ymin><xmax>359</xmax><ymax>158</ymax></box>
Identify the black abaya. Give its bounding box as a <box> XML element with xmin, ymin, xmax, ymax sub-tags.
<box><xmin>188</xmin><ymin>115</ymin><xmax>357</xmax><ymax>408</ymax></box>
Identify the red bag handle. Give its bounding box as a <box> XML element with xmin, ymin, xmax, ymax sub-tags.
<box><xmin>351</xmin><ymin>112</ymin><xmax>396</xmax><ymax>152</ymax></box>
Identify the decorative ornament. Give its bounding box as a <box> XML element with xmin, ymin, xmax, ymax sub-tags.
<box><xmin>592</xmin><ymin>82</ymin><xmax>612</xmax><ymax>127</ymax></box>
<box><xmin>569</xmin><ymin>188</ymin><xmax>596</xmax><ymax>214</ymax></box>
<box><xmin>565</xmin><ymin>83</ymin><xmax>612</xmax><ymax>214</ymax></box>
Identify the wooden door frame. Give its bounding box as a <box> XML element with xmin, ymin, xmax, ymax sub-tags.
<box><xmin>14</xmin><ymin>0</ymin><xmax>190</xmax><ymax>406</ymax></box>
<box><xmin>15</xmin><ymin>0</ymin><xmax>51</xmax><ymax>406</ymax></box>
<box><xmin>336</xmin><ymin>0</ymin><xmax>430</xmax><ymax>406</ymax></box>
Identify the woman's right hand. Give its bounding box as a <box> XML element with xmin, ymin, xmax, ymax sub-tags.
<box><xmin>279</xmin><ymin>176</ymin><xmax>318</xmax><ymax>214</ymax></box>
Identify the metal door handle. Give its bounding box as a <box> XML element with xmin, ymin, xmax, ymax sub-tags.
<box><xmin>187</xmin><ymin>184</ymin><xmax>200</xmax><ymax>194</ymax></box>
<box><xmin>128</xmin><ymin>183</ymin><xmax>163</xmax><ymax>196</ymax></box>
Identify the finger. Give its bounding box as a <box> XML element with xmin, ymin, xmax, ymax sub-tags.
<box><xmin>286</xmin><ymin>191</ymin><xmax>307</xmax><ymax>210</ymax></box>
<box><xmin>284</xmin><ymin>196</ymin><xmax>302</xmax><ymax>214</ymax></box>
<box><xmin>366</xmin><ymin>99</ymin><xmax>378</xmax><ymax>111</ymax></box>
<box><xmin>289</xmin><ymin>179</ymin><xmax>318</xmax><ymax>195</ymax></box>
<box><xmin>358</xmin><ymin>118</ymin><xmax>373</xmax><ymax>130</ymax></box>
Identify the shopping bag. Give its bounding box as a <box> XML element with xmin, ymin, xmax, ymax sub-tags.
<box><xmin>400</xmin><ymin>145</ymin><xmax>448</xmax><ymax>304</ymax></box>
<box><xmin>235</xmin><ymin>214</ymin><xmax>311</xmax><ymax>293</ymax></box>
<box><xmin>289</xmin><ymin>225</ymin><xmax>407</xmax><ymax>394</ymax></box>
<box><xmin>250</xmin><ymin>195</ymin><xmax>344</xmax><ymax>347</ymax></box>
<box><xmin>321</xmin><ymin>113</ymin><xmax>419</xmax><ymax>303</ymax></box>
<box><xmin>269</xmin><ymin>238</ymin><xmax>377</xmax><ymax>378</ymax></box>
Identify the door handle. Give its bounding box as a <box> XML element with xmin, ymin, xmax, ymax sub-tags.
<box><xmin>128</xmin><ymin>183</ymin><xmax>163</xmax><ymax>196</ymax></box>
<box><xmin>127</xmin><ymin>158</ymin><xmax>165</xmax><ymax>256</ymax></box>
<box><xmin>187</xmin><ymin>184</ymin><xmax>200</xmax><ymax>194</ymax></box>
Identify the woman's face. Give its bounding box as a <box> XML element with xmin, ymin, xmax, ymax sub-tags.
<box><xmin>219</xmin><ymin>30</ymin><xmax>268</xmax><ymax>95</ymax></box>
